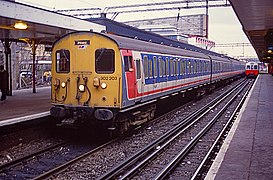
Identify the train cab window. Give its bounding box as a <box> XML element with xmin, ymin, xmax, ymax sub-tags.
<box><xmin>124</xmin><ymin>56</ymin><xmax>133</xmax><ymax>72</ymax></box>
<box><xmin>254</xmin><ymin>65</ymin><xmax>258</xmax><ymax>69</ymax></box>
<box><xmin>56</xmin><ymin>49</ymin><xmax>70</xmax><ymax>73</ymax></box>
<box><xmin>95</xmin><ymin>48</ymin><xmax>115</xmax><ymax>74</ymax></box>
<box><xmin>246</xmin><ymin>65</ymin><xmax>250</xmax><ymax>70</ymax></box>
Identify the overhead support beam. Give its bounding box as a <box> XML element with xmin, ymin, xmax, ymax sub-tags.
<box><xmin>58</xmin><ymin>0</ymin><xmax>231</xmax><ymax>18</ymax></box>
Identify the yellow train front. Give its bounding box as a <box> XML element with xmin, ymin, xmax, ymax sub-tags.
<box><xmin>50</xmin><ymin>32</ymin><xmax>123</xmax><ymax>129</ymax></box>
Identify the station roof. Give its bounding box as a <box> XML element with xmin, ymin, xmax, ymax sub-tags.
<box><xmin>0</xmin><ymin>1</ymin><xmax>105</xmax><ymax>44</ymax></box>
<box><xmin>229</xmin><ymin>0</ymin><xmax>273</xmax><ymax>62</ymax></box>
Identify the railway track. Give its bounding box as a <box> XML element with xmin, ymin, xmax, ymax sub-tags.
<box><xmin>98</xmin><ymin>79</ymin><xmax>253</xmax><ymax>179</ymax></box>
<box><xmin>0</xmin><ymin>78</ymin><xmax>253</xmax><ymax>179</ymax></box>
<box><xmin>0</xmin><ymin>137</ymin><xmax>111</xmax><ymax>179</ymax></box>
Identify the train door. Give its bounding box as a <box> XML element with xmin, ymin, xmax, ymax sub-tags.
<box><xmin>158</xmin><ymin>56</ymin><xmax>167</xmax><ymax>90</ymax></box>
<box><xmin>135</xmin><ymin>58</ymin><xmax>144</xmax><ymax>101</ymax></box>
<box><xmin>121</xmin><ymin>50</ymin><xmax>137</xmax><ymax>100</ymax></box>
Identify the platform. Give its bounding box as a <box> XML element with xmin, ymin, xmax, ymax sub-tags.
<box><xmin>0</xmin><ymin>87</ymin><xmax>51</xmax><ymax>125</ymax></box>
<box><xmin>206</xmin><ymin>74</ymin><xmax>273</xmax><ymax>179</ymax></box>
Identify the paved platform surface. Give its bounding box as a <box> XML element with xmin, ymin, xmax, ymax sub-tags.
<box><xmin>0</xmin><ymin>87</ymin><xmax>51</xmax><ymax>121</ymax></box>
<box><xmin>206</xmin><ymin>74</ymin><xmax>273</xmax><ymax>180</ymax></box>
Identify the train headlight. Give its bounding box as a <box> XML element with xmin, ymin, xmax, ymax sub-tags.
<box><xmin>79</xmin><ymin>84</ymin><xmax>85</xmax><ymax>92</ymax></box>
<box><xmin>61</xmin><ymin>82</ymin><xmax>66</xmax><ymax>88</ymax></box>
<box><xmin>101</xmin><ymin>83</ymin><xmax>107</xmax><ymax>89</ymax></box>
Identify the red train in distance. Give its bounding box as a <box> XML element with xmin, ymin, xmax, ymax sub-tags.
<box><xmin>245</xmin><ymin>61</ymin><xmax>259</xmax><ymax>77</ymax></box>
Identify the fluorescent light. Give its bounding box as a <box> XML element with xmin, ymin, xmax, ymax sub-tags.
<box><xmin>14</xmin><ymin>22</ymin><xmax>28</xmax><ymax>30</ymax></box>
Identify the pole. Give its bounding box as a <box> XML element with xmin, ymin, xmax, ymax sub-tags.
<box><xmin>4</xmin><ymin>39</ymin><xmax>12</xmax><ymax>96</ymax></box>
<box><xmin>205</xmin><ymin>0</ymin><xmax>209</xmax><ymax>39</ymax></box>
<box><xmin>9</xmin><ymin>47</ymin><xmax>12</xmax><ymax>94</ymax></box>
<box><xmin>32</xmin><ymin>40</ymin><xmax>36</xmax><ymax>93</ymax></box>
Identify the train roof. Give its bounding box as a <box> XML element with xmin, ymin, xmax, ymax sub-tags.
<box><xmin>53</xmin><ymin>31</ymin><xmax>245</xmax><ymax>64</ymax></box>
<box><xmin>246</xmin><ymin>61</ymin><xmax>259</xmax><ymax>65</ymax></box>
<box><xmin>103</xmin><ymin>33</ymin><xmax>210</xmax><ymax>59</ymax></box>
<box><xmin>86</xmin><ymin>18</ymin><xmax>231</xmax><ymax>58</ymax></box>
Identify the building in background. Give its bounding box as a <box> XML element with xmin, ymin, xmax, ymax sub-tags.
<box><xmin>123</xmin><ymin>14</ymin><xmax>216</xmax><ymax>50</ymax></box>
<box><xmin>124</xmin><ymin>14</ymin><xmax>207</xmax><ymax>37</ymax></box>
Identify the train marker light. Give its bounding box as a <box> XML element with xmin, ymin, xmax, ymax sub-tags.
<box><xmin>79</xmin><ymin>84</ymin><xmax>85</xmax><ymax>92</ymax></box>
<box><xmin>61</xmin><ymin>82</ymin><xmax>66</xmax><ymax>88</ymax></box>
<box><xmin>53</xmin><ymin>79</ymin><xmax>60</xmax><ymax>90</ymax></box>
<box><xmin>101</xmin><ymin>83</ymin><xmax>107</xmax><ymax>89</ymax></box>
<box><xmin>93</xmin><ymin>77</ymin><xmax>100</xmax><ymax>87</ymax></box>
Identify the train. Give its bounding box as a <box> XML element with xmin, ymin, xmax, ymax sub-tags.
<box><xmin>245</xmin><ymin>61</ymin><xmax>259</xmax><ymax>77</ymax></box>
<box><xmin>50</xmin><ymin>31</ymin><xmax>245</xmax><ymax>133</ymax></box>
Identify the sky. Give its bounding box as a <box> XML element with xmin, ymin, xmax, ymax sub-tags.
<box><xmin>17</xmin><ymin>0</ymin><xmax>257</xmax><ymax>59</ymax></box>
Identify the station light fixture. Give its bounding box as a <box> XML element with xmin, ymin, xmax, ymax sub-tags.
<box><xmin>14</xmin><ymin>21</ymin><xmax>28</xmax><ymax>30</ymax></box>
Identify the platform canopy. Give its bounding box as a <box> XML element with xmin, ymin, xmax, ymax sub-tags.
<box><xmin>0</xmin><ymin>1</ymin><xmax>105</xmax><ymax>44</ymax></box>
<box><xmin>0</xmin><ymin>0</ymin><xmax>105</xmax><ymax>94</ymax></box>
<box><xmin>229</xmin><ymin>0</ymin><xmax>273</xmax><ymax>62</ymax></box>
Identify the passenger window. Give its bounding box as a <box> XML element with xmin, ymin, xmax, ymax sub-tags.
<box><xmin>170</xmin><ymin>58</ymin><xmax>174</xmax><ymax>76</ymax></box>
<box><xmin>56</xmin><ymin>49</ymin><xmax>70</xmax><ymax>73</ymax></box>
<box><xmin>194</xmin><ymin>61</ymin><xmax>197</xmax><ymax>74</ymax></box>
<box><xmin>165</xmin><ymin>57</ymin><xmax>169</xmax><ymax>76</ymax></box>
<box><xmin>175</xmin><ymin>59</ymin><xmax>178</xmax><ymax>75</ymax></box>
<box><xmin>180</xmin><ymin>59</ymin><xmax>185</xmax><ymax>74</ymax></box>
<box><xmin>188</xmin><ymin>61</ymin><xmax>192</xmax><ymax>74</ymax></box>
<box><xmin>143</xmin><ymin>56</ymin><xmax>149</xmax><ymax>78</ymax></box>
<box><xmin>153</xmin><ymin>56</ymin><xmax>158</xmax><ymax>77</ymax></box>
<box><xmin>124</xmin><ymin>56</ymin><xmax>133</xmax><ymax>72</ymax></box>
<box><xmin>159</xmin><ymin>57</ymin><xmax>165</xmax><ymax>76</ymax></box>
<box><xmin>95</xmin><ymin>48</ymin><xmax>115</xmax><ymax>74</ymax></box>
<box><xmin>149</xmin><ymin>58</ymin><xmax>153</xmax><ymax>78</ymax></box>
<box><xmin>136</xmin><ymin>59</ymin><xmax>141</xmax><ymax>79</ymax></box>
